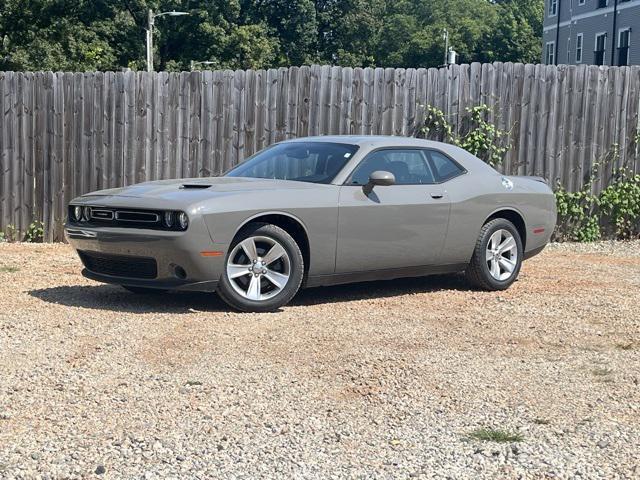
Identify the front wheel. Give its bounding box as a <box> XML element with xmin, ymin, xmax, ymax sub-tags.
<box><xmin>465</xmin><ymin>218</ymin><xmax>523</xmax><ymax>291</ymax></box>
<box><xmin>216</xmin><ymin>223</ymin><xmax>304</xmax><ymax>312</ymax></box>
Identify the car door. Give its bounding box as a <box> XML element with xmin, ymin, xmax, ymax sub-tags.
<box><xmin>335</xmin><ymin>148</ymin><xmax>452</xmax><ymax>273</ymax></box>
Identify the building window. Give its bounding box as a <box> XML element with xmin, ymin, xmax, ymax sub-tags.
<box><xmin>548</xmin><ymin>0</ymin><xmax>557</xmax><ymax>17</ymax></box>
<box><xmin>618</xmin><ymin>29</ymin><xmax>631</xmax><ymax>66</ymax></box>
<box><xmin>546</xmin><ymin>42</ymin><xmax>556</xmax><ymax>65</ymax></box>
<box><xmin>578</xmin><ymin>0</ymin><xmax>585</xmax><ymax>5</ymax></box>
<box><xmin>594</xmin><ymin>33</ymin><xmax>607</xmax><ymax>66</ymax></box>
<box><xmin>576</xmin><ymin>34</ymin><xmax>584</xmax><ymax>63</ymax></box>
<box><xmin>597</xmin><ymin>0</ymin><xmax>608</xmax><ymax>8</ymax></box>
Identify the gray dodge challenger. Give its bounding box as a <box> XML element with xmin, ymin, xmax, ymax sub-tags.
<box><xmin>65</xmin><ymin>136</ymin><xmax>556</xmax><ymax>312</ymax></box>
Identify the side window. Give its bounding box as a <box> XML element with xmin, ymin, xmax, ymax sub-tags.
<box><xmin>348</xmin><ymin>149</ymin><xmax>435</xmax><ymax>185</ymax></box>
<box><xmin>426</xmin><ymin>150</ymin><xmax>464</xmax><ymax>182</ymax></box>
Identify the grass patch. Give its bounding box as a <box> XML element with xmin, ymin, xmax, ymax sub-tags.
<box><xmin>0</xmin><ymin>265</ymin><xmax>19</xmax><ymax>273</ymax></box>
<box><xmin>591</xmin><ymin>367</ymin><xmax>615</xmax><ymax>383</ymax></box>
<box><xmin>467</xmin><ymin>428</ymin><xmax>523</xmax><ymax>443</ymax></box>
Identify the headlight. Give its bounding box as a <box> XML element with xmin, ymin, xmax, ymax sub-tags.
<box><xmin>163</xmin><ymin>211</ymin><xmax>174</xmax><ymax>228</ymax></box>
<box><xmin>82</xmin><ymin>206</ymin><xmax>92</xmax><ymax>221</ymax></box>
<box><xmin>73</xmin><ymin>206</ymin><xmax>82</xmax><ymax>222</ymax></box>
<box><xmin>178</xmin><ymin>212</ymin><xmax>189</xmax><ymax>230</ymax></box>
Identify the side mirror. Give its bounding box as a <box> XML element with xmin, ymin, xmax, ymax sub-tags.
<box><xmin>363</xmin><ymin>170</ymin><xmax>395</xmax><ymax>194</ymax></box>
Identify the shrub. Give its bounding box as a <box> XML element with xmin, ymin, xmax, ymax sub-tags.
<box><xmin>24</xmin><ymin>221</ymin><xmax>44</xmax><ymax>243</ymax></box>
<box><xmin>0</xmin><ymin>221</ymin><xmax>46</xmax><ymax>243</ymax></box>
<box><xmin>2</xmin><ymin>225</ymin><xmax>19</xmax><ymax>243</ymax></box>
<box><xmin>598</xmin><ymin>170</ymin><xmax>640</xmax><ymax>239</ymax></box>
<box><xmin>554</xmin><ymin>185</ymin><xmax>600</xmax><ymax>242</ymax></box>
<box><xmin>554</xmin><ymin>163</ymin><xmax>640</xmax><ymax>242</ymax></box>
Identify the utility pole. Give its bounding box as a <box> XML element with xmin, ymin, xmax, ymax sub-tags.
<box><xmin>611</xmin><ymin>0</ymin><xmax>619</xmax><ymax>65</ymax></box>
<box><xmin>146</xmin><ymin>9</ymin><xmax>154</xmax><ymax>72</ymax></box>
<box><xmin>443</xmin><ymin>29</ymin><xmax>449</xmax><ymax>67</ymax></box>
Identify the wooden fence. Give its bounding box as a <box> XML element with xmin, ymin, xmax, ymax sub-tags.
<box><xmin>1</xmin><ymin>63</ymin><xmax>639</xmax><ymax>241</ymax></box>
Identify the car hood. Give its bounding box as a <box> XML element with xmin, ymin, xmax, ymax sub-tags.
<box><xmin>72</xmin><ymin>177</ymin><xmax>328</xmax><ymax>208</ymax></box>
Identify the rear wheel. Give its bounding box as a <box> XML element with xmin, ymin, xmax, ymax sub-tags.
<box><xmin>465</xmin><ymin>218</ymin><xmax>523</xmax><ymax>291</ymax></box>
<box><xmin>216</xmin><ymin>223</ymin><xmax>304</xmax><ymax>312</ymax></box>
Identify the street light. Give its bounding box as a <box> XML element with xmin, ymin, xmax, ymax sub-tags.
<box><xmin>190</xmin><ymin>60</ymin><xmax>216</xmax><ymax>71</ymax></box>
<box><xmin>146</xmin><ymin>9</ymin><xmax>190</xmax><ymax>72</ymax></box>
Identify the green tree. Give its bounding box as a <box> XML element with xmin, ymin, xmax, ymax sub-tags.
<box><xmin>0</xmin><ymin>0</ymin><xmax>135</xmax><ymax>71</ymax></box>
<box><xmin>244</xmin><ymin>0</ymin><xmax>318</xmax><ymax>66</ymax></box>
<box><xmin>0</xmin><ymin>0</ymin><xmax>544</xmax><ymax>71</ymax></box>
<box><xmin>401</xmin><ymin>0</ymin><xmax>499</xmax><ymax>67</ymax></box>
<box><xmin>133</xmin><ymin>0</ymin><xmax>278</xmax><ymax>71</ymax></box>
<box><xmin>314</xmin><ymin>0</ymin><xmax>383</xmax><ymax>66</ymax></box>
<box><xmin>489</xmin><ymin>0</ymin><xmax>544</xmax><ymax>63</ymax></box>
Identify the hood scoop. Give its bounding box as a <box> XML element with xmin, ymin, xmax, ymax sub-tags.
<box><xmin>180</xmin><ymin>184</ymin><xmax>211</xmax><ymax>190</ymax></box>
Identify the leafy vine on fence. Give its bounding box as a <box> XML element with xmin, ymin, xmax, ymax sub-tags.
<box><xmin>417</xmin><ymin>104</ymin><xmax>511</xmax><ymax>167</ymax></box>
<box><xmin>554</xmin><ymin>157</ymin><xmax>640</xmax><ymax>241</ymax></box>
<box><xmin>597</xmin><ymin>168</ymin><xmax>640</xmax><ymax>240</ymax></box>
<box><xmin>416</xmin><ymin>105</ymin><xmax>639</xmax><ymax>241</ymax></box>
<box><xmin>554</xmin><ymin>180</ymin><xmax>601</xmax><ymax>243</ymax></box>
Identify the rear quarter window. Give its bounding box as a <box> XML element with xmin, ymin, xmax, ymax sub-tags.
<box><xmin>425</xmin><ymin>150</ymin><xmax>465</xmax><ymax>182</ymax></box>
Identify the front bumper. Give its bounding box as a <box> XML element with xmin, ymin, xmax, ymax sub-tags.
<box><xmin>81</xmin><ymin>268</ymin><xmax>218</xmax><ymax>292</ymax></box>
<box><xmin>65</xmin><ymin>216</ymin><xmax>226</xmax><ymax>292</ymax></box>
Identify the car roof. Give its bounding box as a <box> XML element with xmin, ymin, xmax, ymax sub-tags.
<box><xmin>283</xmin><ymin>135</ymin><xmax>448</xmax><ymax>148</ymax></box>
<box><xmin>281</xmin><ymin>135</ymin><xmax>498</xmax><ymax>177</ymax></box>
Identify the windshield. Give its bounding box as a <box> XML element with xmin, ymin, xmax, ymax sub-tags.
<box><xmin>225</xmin><ymin>142</ymin><xmax>359</xmax><ymax>184</ymax></box>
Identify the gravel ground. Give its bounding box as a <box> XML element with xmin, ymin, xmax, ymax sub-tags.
<box><xmin>0</xmin><ymin>241</ymin><xmax>639</xmax><ymax>479</ymax></box>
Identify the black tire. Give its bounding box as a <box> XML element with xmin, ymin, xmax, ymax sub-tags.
<box><xmin>216</xmin><ymin>222</ymin><xmax>304</xmax><ymax>312</ymax></box>
<box><xmin>122</xmin><ymin>285</ymin><xmax>168</xmax><ymax>294</ymax></box>
<box><xmin>465</xmin><ymin>218</ymin><xmax>523</xmax><ymax>291</ymax></box>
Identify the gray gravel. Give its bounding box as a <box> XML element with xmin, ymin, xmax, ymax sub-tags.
<box><xmin>0</xmin><ymin>241</ymin><xmax>639</xmax><ymax>479</ymax></box>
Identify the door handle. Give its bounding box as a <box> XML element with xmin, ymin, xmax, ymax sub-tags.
<box><xmin>430</xmin><ymin>192</ymin><xmax>444</xmax><ymax>199</ymax></box>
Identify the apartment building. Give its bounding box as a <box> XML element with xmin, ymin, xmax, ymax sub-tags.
<box><xmin>542</xmin><ymin>0</ymin><xmax>640</xmax><ymax>66</ymax></box>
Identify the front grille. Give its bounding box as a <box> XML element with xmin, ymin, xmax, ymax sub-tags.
<box><xmin>114</xmin><ymin>210</ymin><xmax>160</xmax><ymax>223</ymax></box>
<box><xmin>91</xmin><ymin>209</ymin><xmax>114</xmax><ymax>221</ymax></box>
<box><xmin>68</xmin><ymin>206</ymin><xmax>185</xmax><ymax>231</ymax></box>
<box><xmin>78</xmin><ymin>250</ymin><xmax>158</xmax><ymax>279</ymax></box>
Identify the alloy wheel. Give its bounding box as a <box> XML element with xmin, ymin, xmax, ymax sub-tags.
<box><xmin>226</xmin><ymin>236</ymin><xmax>291</xmax><ymax>301</ymax></box>
<box><xmin>485</xmin><ymin>229</ymin><xmax>518</xmax><ymax>281</ymax></box>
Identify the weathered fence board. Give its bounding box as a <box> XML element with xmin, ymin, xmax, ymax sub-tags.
<box><xmin>0</xmin><ymin>62</ymin><xmax>639</xmax><ymax>241</ymax></box>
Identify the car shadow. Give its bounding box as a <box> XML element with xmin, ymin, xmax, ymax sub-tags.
<box><xmin>294</xmin><ymin>273</ymin><xmax>470</xmax><ymax>306</ymax></box>
<box><xmin>28</xmin><ymin>274</ymin><xmax>471</xmax><ymax>314</ymax></box>
<box><xmin>28</xmin><ymin>284</ymin><xmax>230</xmax><ymax>314</ymax></box>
